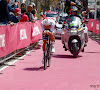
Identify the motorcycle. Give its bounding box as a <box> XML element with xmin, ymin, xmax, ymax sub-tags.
<box><xmin>61</xmin><ymin>16</ymin><xmax>88</xmax><ymax>58</ymax></box>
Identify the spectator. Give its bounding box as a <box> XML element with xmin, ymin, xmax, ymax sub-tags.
<box><xmin>0</xmin><ymin>0</ymin><xmax>13</xmax><ymax>25</ymax></box>
<box><xmin>8</xmin><ymin>0</ymin><xmax>18</xmax><ymax>13</ymax></box>
<box><xmin>26</xmin><ymin>5</ymin><xmax>34</xmax><ymax>22</ymax></box>
<box><xmin>82</xmin><ymin>11</ymin><xmax>86</xmax><ymax>21</ymax></box>
<box><xmin>32</xmin><ymin>9</ymin><xmax>36</xmax><ymax>16</ymax></box>
<box><xmin>32</xmin><ymin>9</ymin><xmax>38</xmax><ymax>22</ymax></box>
<box><xmin>21</xmin><ymin>3</ymin><xmax>26</xmax><ymax>9</ymax></box>
<box><xmin>10</xmin><ymin>8</ymin><xmax>21</xmax><ymax>23</ymax></box>
<box><xmin>86</xmin><ymin>9</ymin><xmax>93</xmax><ymax>19</ymax></box>
<box><xmin>31</xmin><ymin>2</ymin><xmax>35</xmax><ymax>10</ymax></box>
<box><xmin>31</xmin><ymin>3</ymin><xmax>37</xmax><ymax>16</ymax></box>
<box><xmin>16</xmin><ymin>1</ymin><xmax>20</xmax><ymax>8</ymax></box>
<box><xmin>20</xmin><ymin>8</ymin><xmax>29</xmax><ymax>22</ymax></box>
<box><xmin>97</xmin><ymin>9</ymin><xmax>100</xmax><ymax>20</ymax></box>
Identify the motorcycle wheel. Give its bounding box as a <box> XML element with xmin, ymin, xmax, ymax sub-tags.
<box><xmin>72</xmin><ymin>43</ymin><xmax>78</xmax><ymax>58</ymax></box>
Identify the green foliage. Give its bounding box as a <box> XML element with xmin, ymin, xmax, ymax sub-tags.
<box><xmin>36</xmin><ymin>13</ymin><xmax>41</xmax><ymax>20</ymax></box>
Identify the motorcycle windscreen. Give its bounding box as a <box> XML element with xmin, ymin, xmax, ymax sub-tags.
<box><xmin>66</xmin><ymin>16</ymin><xmax>82</xmax><ymax>29</ymax></box>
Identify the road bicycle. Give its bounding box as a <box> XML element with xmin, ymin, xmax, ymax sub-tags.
<box><xmin>43</xmin><ymin>34</ymin><xmax>52</xmax><ymax>70</ymax></box>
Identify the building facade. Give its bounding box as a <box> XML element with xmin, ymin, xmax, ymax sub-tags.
<box><xmin>88</xmin><ymin>0</ymin><xmax>100</xmax><ymax>10</ymax></box>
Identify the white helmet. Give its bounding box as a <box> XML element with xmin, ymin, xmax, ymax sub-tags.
<box><xmin>43</xmin><ymin>19</ymin><xmax>51</xmax><ymax>25</ymax></box>
<box><xmin>31</xmin><ymin>3</ymin><xmax>35</xmax><ymax>6</ymax></box>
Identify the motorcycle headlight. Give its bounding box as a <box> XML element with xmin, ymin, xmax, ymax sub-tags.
<box><xmin>70</xmin><ymin>30</ymin><xmax>78</xmax><ymax>33</ymax></box>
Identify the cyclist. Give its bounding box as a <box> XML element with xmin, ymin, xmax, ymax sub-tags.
<box><xmin>41</xmin><ymin>18</ymin><xmax>55</xmax><ymax>64</ymax></box>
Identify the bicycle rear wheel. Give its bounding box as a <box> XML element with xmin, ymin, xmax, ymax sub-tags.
<box><xmin>44</xmin><ymin>43</ymin><xmax>48</xmax><ymax>70</ymax></box>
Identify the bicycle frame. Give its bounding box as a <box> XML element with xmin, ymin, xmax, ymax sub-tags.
<box><xmin>43</xmin><ymin>34</ymin><xmax>52</xmax><ymax>70</ymax></box>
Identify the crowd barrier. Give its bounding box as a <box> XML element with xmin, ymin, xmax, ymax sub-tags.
<box><xmin>86</xmin><ymin>19</ymin><xmax>100</xmax><ymax>35</ymax></box>
<box><xmin>0</xmin><ymin>20</ymin><xmax>42</xmax><ymax>58</ymax></box>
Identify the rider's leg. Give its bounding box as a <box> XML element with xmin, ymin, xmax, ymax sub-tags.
<box><xmin>50</xmin><ymin>32</ymin><xmax>55</xmax><ymax>53</ymax></box>
<box><xmin>84</xmin><ymin>26</ymin><xmax>88</xmax><ymax>46</ymax></box>
<box><xmin>84</xmin><ymin>26</ymin><xmax>88</xmax><ymax>43</ymax></box>
<box><xmin>42</xmin><ymin>40</ymin><xmax>47</xmax><ymax>64</ymax></box>
<box><xmin>51</xmin><ymin>41</ymin><xmax>55</xmax><ymax>53</ymax></box>
<box><xmin>42</xmin><ymin>40</ymin><xmax>47</xmax><ymax>51</ymax></box>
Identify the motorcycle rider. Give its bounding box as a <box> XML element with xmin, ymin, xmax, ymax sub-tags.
<box><xmin>69</xmin><ymin>6</ymin><xmax>88</xmax><ymax>46</ymax></box>
<box><xmin>69</xmin><ymin>6</ymin><xmax>82</xmax><ymax>20</ymax></box>
<box><xmin>41</xmin><ymin>18</ymin><xmax>55</xmax><ymax>64</ymax></box>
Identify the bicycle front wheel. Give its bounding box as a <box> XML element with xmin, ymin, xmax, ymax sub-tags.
<box><xmin>44</xmin><ymin>43</ymin><xmax>48</xmax><ymax>70</ymax></box>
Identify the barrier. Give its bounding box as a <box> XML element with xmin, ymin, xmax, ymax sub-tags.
<box><xmin>0</xmin><ymin>21</ymin><xmax>42</xmax><ymax>58</ymax></box>
<box><xmin>86</xmin><ymin>19</ymin><xmax>100</xmax><ymax>35</ymax></box>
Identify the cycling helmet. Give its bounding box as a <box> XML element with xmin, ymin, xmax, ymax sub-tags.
<box><xmin>43</xmin><ymin>19</ymin><xmax>51</xmax><ymax>30</ymax></box>
<box><xmin>70</xmin><ymin>6</ymin><xmax>78</xmax><ymax>15</ymax></box>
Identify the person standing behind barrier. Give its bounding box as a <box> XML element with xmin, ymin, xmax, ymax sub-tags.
<box><xmin>86</xmin><ymin>9</ymin><xmax>93</xmax><ymax>19</ymax></box>
<box><xmin>82</xmin><ymin>11</ymin><xmax>86</xmax><ymax>21</ymax></box>
<box><xmin>31</xmin><ymin>2</ymin><xmax>36</xmax><ymax>13</ymax></box>
<box><xmin>26</xmin><ymin>5</ymin><xmax>35</xmax><ymax>22</ymax></box>
<box><xmin>10</xmin><ymin>8</ymin><xmax>21</xmax><ymax>23</ymax></box>
<box><xmin>31</xmin><ymin>9</ymin><xmax>38</xmax><ymax>22</ymax></box>
<box><xmin>20</xmin><ymin>8</ymin><xmax>29</xmax><ymax>22</ymax></box>
<box><xmin>8</xmin><ymin>0</ymin><xmax>18</xmax><ymax>13</ymax></box>
<box><xmin>21</xmin><ymin>3</ymin><xmax>26</xmax><ymax>9</ymax></box>
<box><xmin>0</xmin><ymin>0</ymin><xmax>13</xmax><ymax>25</ymax></box>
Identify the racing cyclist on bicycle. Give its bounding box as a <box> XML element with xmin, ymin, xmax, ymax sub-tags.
<box><xmin>41</xmin><ymin>18</ymin><xmax>55</xmax><ymax>64</ymax></box>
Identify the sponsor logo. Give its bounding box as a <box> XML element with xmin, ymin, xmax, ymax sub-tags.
<box><xmin>0</xmin><ymin>34</ymin><xmax>5</xmax><ymax>48</ymax></box>
<box><xmin>20</xmin><ymin>29</ymin><xmax>27</xmax><ymax>40</ymax></box>
<box><xmin>96</xmin><ymin>24</ymin><xmax>99</xmax><ymax>30</ymax></box>
<box><xmin>32</xmin><ymin>26</ymin><xmax>40</xmax><ymax>36</ymax></box>
<box><xmin>91</xmin><ymin>22</ymin><xmax>93</xmax><ymax>27</ymax></box>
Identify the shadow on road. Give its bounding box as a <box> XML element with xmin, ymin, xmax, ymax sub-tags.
<box><xmin>23</xmin><ymin>66</ymin><xmax>44</xmax><ymax>71</ymax></box>
<box><xmin>52</xmin><ymin>54</ymin><xmax>82</xmax><ymax>59</ymax></box>
<box><xmin>85</xmin><ymin>52</ymin><xmax>100</xmax><ymax>53</ymax></box>
<box><xmin>55</xmin><ymin>38</ymin><xmax>61</xmax><ymax>40</ymax></box>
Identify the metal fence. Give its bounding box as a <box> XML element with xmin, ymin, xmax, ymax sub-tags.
<box><xmin>88</xmin><ymin>31</ymin><xmax>100</xmax><ymax>43</ymax></box>
<box><xmin>0</xmin><ymin>42</ymin><xmax>39</xmax><ymax>64</ymax></box>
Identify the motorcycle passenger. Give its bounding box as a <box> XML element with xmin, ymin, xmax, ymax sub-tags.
<box><xmin>41</xmin><ymin>18</ymin><xmax>55</xmax><ymax>64</ymax></box>
<box><xmin>64</xmin><ymin>0</ymin><xmax>82</xmax><ymax>15</ymax></box>
<box><xmin>69</xmin><ymin>6</ymin><xmax>88</xmax><ymax>46</ymax></box>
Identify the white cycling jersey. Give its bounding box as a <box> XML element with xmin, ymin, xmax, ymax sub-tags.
<box><xmin>41</xmin><ymin>18</ymin><xmax>55</xmax><ymax>32</ymax></box>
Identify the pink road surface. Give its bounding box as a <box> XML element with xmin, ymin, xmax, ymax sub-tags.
<box><xmin>0</xmin><ymin>38</ymin><xmax>100</xmax><ymax>90</ymax></box>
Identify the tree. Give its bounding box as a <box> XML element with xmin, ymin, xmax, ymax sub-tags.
<box><xmin>34</xmin><ymin>0</ymin><xmax>57</xmax><ymax>11</ymax></box>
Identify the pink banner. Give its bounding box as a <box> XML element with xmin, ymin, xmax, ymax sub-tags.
<box><xmin>0</xmin><ymin>21</ymin><xmax>42</xmax><ymax>58</ymax></box>
<box><xmin>86</xmin><ymin>19</ymin><xmax>95</xmax><ymax>31</ymax></box>
<box><xmin>0</xmin><ymin>25</ymin><xmax>9</xmax><ymax>57</ymax></box>
<box><xmin>93</xmin><ymin>20</ymin><xmax>100</xmax><ymax>35</ymax></box>
<box><xmin>31</xmin><ymin>21</ymin><xmax>42</xmax><ymax>43</ymax></box>
<box><xmin>7</xmin><ymin>24</ymin><xmax>17</xmax><ymax>53</ymax></box>
<box><xmin>16</xmin><ymin>22</ymin><xmax>32</xmax><ymax>49</ymax></box>
<box><xmin>86</xmin><ymin>19</ymin><xmax>100</xmax><ymax>35</ymax></box>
